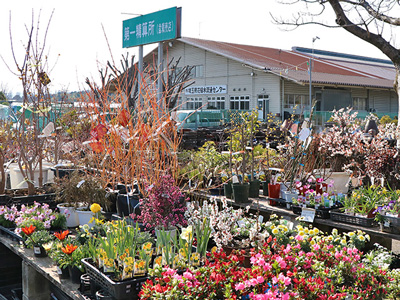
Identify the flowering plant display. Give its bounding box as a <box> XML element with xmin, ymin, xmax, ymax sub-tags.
<box><xmin>83</xmin><ymin>219</ymin><xmax>153</xmax><ymax>281</ymax></box>
<box><xmin>344</xmin><ymin>185</ymin><xmax>387</xmax><ymax>216</ymax></box>
<box><xmin>141</xmin><ymin>217</ymin><xmax>397</xmax><ymax>300</ymax></box>
<box><xmin>0</xmin><ymin>202</ymin><xmax>66</xmax><ymax>231</ymax></box>
<box><xmin>20</xmin><ymin>225</ymin><xmax>54</xmax><ymax>252</ymax></box>
<box><xmin>318</xmin><ymin>107</ymin><xmax>367</xmax><ymax>174</ymax></box>
<box><xmin>138</xmin><ymin>173</ymin><xmax>187</xmax><ymax>230</ymax></box>
<box><xmin>185</xmin><ymin>196</ymin><xmax>261</xmax><ymax>249</ymax></box>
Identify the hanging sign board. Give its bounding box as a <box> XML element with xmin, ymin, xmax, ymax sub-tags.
<box><xmin>123</xmin><ymin>7</ymin><xmax>182</xmax><ymax>48</ymax></box>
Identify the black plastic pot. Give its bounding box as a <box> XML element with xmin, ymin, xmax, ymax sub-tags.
<box><xmin>56</xmin><ymin>264</ymin><xmax>70</xmax><ymax>280</ymax></box>
<box><xmin>249</xmin><ymin>180</ymin><xmax>260</xmax><ymax>198</ymax></box>
<box><xmin>232</xmin><ymin>183</ymin><xmax>250</xmax><ymax>203</ymax></box>
<box><xmin>262</xmin><ymin>181</ymin><xmax>269</xmax><ymax>196</ymax></box>
<box><xmin>223</xmin><ymin>182</ymin><xmax>232</xmax><ymax>199</ymax></box>
<box><xmin>33</xmin><ymin>245</ymin><xmax>47</xmax><ymax>258</ymax></box>
<box><xmin>68</xmin><ymin>266</ymin><xmax>84</xmax><ymax>284</ymax></box>
<box><xmin>96</xmin><ymin>289</ymin><xmax>113</xmax><ymax>300</ymax></box>
<box><xmin>116</xmin><ymin>194</ymin><xmax>140</xmax><ymax>217</ymax></box>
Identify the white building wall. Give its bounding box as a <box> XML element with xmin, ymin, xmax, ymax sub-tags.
<box><xmin>370</xmin><ymin>90</ymin><xmax>393</xmax><ymax>113</ymax></box>
<box><xmin>163</xmin><ymin>41</ymin><xmax>283</xmax><ymax>114</ymax></box>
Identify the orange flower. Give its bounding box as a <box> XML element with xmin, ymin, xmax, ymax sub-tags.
<box><xmin>61</xmin><ymin>244</ymin><xmax>78</xmax><ymax>255</ymax></box>
<box><xmin>21</xmin><ymin>225</ymin><xmax>36</xmax><ymax>236</ymax></box>
<box><xmin>54</xmin><ymin>230</ymin><xmax>69</xmax><ymax>241</ymax></box>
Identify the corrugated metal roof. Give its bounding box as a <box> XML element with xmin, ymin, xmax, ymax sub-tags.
<box><xmin>179</xmin><ymin>37</ymin><xmax>395</xmax><ymax>89</ymax></box>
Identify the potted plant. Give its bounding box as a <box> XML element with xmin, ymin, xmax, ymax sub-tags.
<box><xmin>20</xmin><ymin>225</ymin><xmax>54</xmax><ymax>257</ymax></box>
<box><xmin>49</xmin><ymin>229</ymin><xmax>71</xmax><ymax>279</ymax></box>
<box><xmin>137</xmin><ymin>173</ymin><xmax>187</xmax><ymax>232</ymax></box>
<box><xmin>54</xmin><ymin>171</ymin><xmax>110</xmax><ymax>227</ymax></box>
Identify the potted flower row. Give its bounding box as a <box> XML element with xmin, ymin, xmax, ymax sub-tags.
<box><xmin>331</xmin><ymin>185</ymin><xmax>388</xmax><ymax>227</ymax></box>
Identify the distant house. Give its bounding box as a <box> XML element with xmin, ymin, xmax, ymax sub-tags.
<box><xmin>143</xmin><ymin>37</ymin><xmax>397</xmax><ymax>124</ymax></box>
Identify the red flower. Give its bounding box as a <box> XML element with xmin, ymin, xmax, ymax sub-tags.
<box><xmin>21</xmin><ymin>225</ymin><xmax>36</xmax><ymax>236</ymax></box>
<box><xmin>54</xmin><ymin>230</ymin><xmax>69</xmax><ymax>241</ymax></box>
<box><xmin>61</xmin><ymin>244</ymin><xmax>78</xmax><ymax>255</ymax></box>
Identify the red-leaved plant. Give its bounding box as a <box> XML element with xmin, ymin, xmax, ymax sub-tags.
<box><xmin>136</xmin><ymin>173</ymin><xmax>187</xmax><ymax>230</ymax></box>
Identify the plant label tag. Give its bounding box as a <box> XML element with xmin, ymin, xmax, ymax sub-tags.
<box><xmin>232</xmin><ymin>175</ymin><xmax>239</xmax><ymax>184</ymax></box>
<box><xmin>76</xmin><ymin>180</ymin><xmax>85</xmax><ymax>188</ymax></box>
<box><xmin>208</xmin><ymin>178</ymin><xmax>213</xmax><ymax>187</ymax></box>
<box><xmin>56</xmin><ymin>266</ymin><xmax>62</xmax><ymax>275</ymax></box>
<box><xmin>298</xmin><ymin>128</ymin><xmax>311</xmax><ymax>141</ymax></box>
<box><xmin>33</xmin><ymin>246</ymin><xmax>41</xmax><ymax>255</ymax></box>
<box><xmin>384</xmin><ymin>221</ymin><xmax>390</xmax><ymax>228</ymax></box>
<box><xmin>237</xmin><ymin>220</ymin><xmax>245</xmax><ymax>227</ymax></box>
<box><xmin>287</xmin><ymin>221</ymin><xmax>294</xmax><ymax>230</ymax></box>
<box><xmin>38</xmin><ymin>122</ymin><xmax>54</xmax><ymax>138</ymax></box>
<box><xmin>258</xmin><ymin>215</ymin><xmax>264</xmax><ymax>223</ymax></box>
<box><xmin>301</xmin><ymin>208</ymin><xmax>315</xmax><ymax>223</ymax></box>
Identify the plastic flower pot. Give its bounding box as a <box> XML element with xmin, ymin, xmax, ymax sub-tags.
<box><xmin>116</xmin><ymin>194</ymin><xmax>140</xmax><ymax>217</ymax></box>
<box><xmin>249</xmin><ymin>180</ymin><xmax>260</xmax><ymax>198</ymax></box>
<box><xmin>56</xmin><ymin>264</ymin><xmax>70</xmax><ymax>280</ymax></box>
<box><xmin>33</xmin><ymin>245</ymin><xmax>47</xmax><ymax>257</ymax></box>
<box><xmin>57</xmin><ymin>203</ymin><xmax>80</xmax><ymax>228</ymax></box>
<box><xmin>232</xmin><ymin>183</ymin><xmax>250</xmax><ymax>203</ymax></box>
<box><xmin>268</xmin><ymin>183</ymin><xmax>281</xmax><ymax>199</ymax></box>
<box><xmin>68</xmin><ymin>265</ymin><xmax>84</xmax><ymax>284</ymax></box>
<box><xmin>262</xmin><ymin>180</ymin><xmax>270</xmax><ymax>196</ymax></box>
<box><xmin>223</xmin><ymin>182</ymin><xmax>233</xmax><ymax>199</ymax></box>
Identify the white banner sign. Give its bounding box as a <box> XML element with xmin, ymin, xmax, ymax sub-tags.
<box><xmin>185</xmin><ymin>85</ymin><xmax>227</xmax><ymax>95</ymax></box>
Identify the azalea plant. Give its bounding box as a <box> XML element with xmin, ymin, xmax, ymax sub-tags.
<box><xmin>140</xmin><ymin>219</ymin><xmax>396</xmax><ymax>300</ymax></box>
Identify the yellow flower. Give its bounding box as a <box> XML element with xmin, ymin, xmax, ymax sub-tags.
<box><xmin>135</xmin><ymin>260</ymin><xmax>146</xmax><ymax>269</ymax></box>
<box><xmin>90</xmin><ymin>203</ymin><xmax>102</xmax><ymax>214</ymax></box>
<box><xmin>142</xmin><ymin>242</ymin><xmax>152</xmax><ymax>251</ymax></box>
<box><xmin>154</xmin><ymin>256</ymin><xmax>162</xmax><ymax>266</ymax></box>
<box><xmin>340</xmin><ymin>239</ymin><xmax>347</xmax><ymax>245</ymax></box>
<box><xmin>314</xmin><ymin>228</ymin><xmax>319</xmax><ymax>235</ymax></box>
<box><xmin>272</xmin><ymin>228</ymin><xmax>279</xmax><ymax>235</ymax></box>
<box><xmin>180</xmin><ymin>226</ymin><xmax>193</xmax><ymax>241</ymax></box>
<box><xmin>348</xmin><ymin>232</ymin><xmax>355</xmax><ymax>237</ymax></box>
<box><xmin>298</xmin><ymin>231</ymin><xmax>305</xmax><ymax>236</ymax></box>
<box><xmin>310</xmin><ymin>240</ymin><xmax>315</xmax><ymax>245</ymax></box>
<box><xmin>124</xmin><ymin>256</ymin><xmax>134</xmax><ymax>266</ymax></box>
<box><xmin>42</xmin><ymin>242</ymin><xmax>52</xmax><ymax>252</ymax></box>
<box><xmin>358</xmin><ymin>235</ymin><xmax>365</xmax><ymax>241</ymax></box>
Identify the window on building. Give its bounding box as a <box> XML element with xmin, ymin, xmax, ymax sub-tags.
<box><xmin>189</xmin><ymin>65</ymin><xmax>204</xmax><ymax>78</ymax></box>
<box><xmin>230</xmin><ymin>95</ymin><xmax>250</xmax><ymax>110</ymax></box>
<box><xmin>207</xmin><ymin>96</ymin><xmax>225</xmax><ymax>109</ymax></box>
<box><xmin>284</xmin><ymin>94</ymin><xmax>309</xmax><ymax>111</ymax></box>
<box><xmin>352</xmin><ymin>97</ymin><xmax>367</xmax><ymax>111</ymax></box>
<box><xmin>186</xmin><ymin>97</ymin><xmax>203</xmax><ymax>110</ymax></box>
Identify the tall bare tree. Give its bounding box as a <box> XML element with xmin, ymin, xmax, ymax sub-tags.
<box><xmin>273</xmin><ymin>0</ymin><xmax>400</xmax><ymax>121</ymax></box>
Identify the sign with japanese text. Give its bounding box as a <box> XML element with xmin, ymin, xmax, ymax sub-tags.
<box><xmin>123</xmin><ymin>7</ymin><xmax>181</xmax><ymax>48</ymax></box>
<box><xmin>185</xmin><ymin>85</ymin><xmax>227</xmax><ymax>95</ymax></box>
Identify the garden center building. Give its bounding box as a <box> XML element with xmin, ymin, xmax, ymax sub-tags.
<box><xmin>143</xmin><ymin>37</ymin><xmax>397</xmax><ymax>124</ymax></box>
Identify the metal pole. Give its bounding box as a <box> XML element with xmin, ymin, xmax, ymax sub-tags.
<box><xmin>138</xmin><ymin>45</ymin><xmax>143</xmax><ymax>104</ymax></box>
<box><xmin>157</xmin><ymin>42</ymin><xmax>163</xmax><ymax>105</ymax></box>
<box><xmin>309</xmin><ymin>57</ymin><xmax>312</xmax><ymax>116</ymax></box>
